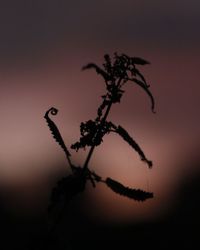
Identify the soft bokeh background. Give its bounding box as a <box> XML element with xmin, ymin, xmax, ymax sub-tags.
<box><xmin>0</xmin><ymin>1</ymin><xmax>200</xmax><ymax>246</ymax></box>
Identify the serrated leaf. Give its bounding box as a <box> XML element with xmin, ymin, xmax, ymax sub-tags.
<box><xmin>132</xmin><ymin>78</ymin><xmax>155</xmax><ymax>113</ymax></box>
<box><xmin>106</xmin><ymin>178</ymin><xmax>153</xmax><ymax>201</ymax></box>
<box><xmin>44</xmin><ymin>107</ymin><xmax>71</xmax><ymax>159</ymax></box>
<box><xmin>116</xmin><ymin>125</ymin><xmax>153</xmax><ymax>168</ymax></box>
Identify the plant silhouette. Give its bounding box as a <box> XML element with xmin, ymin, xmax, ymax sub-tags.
<box><xmin>44</xmin><ymin>53</ymin><xmax>155</xmax><ymax>233</ymax></box>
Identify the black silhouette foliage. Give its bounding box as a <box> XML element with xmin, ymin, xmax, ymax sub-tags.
<box><xmin>114</xmin><ymin>125</ymin><xmax>153</xmax><ymax>168</ymax></box>
<box><xmin>48</xmin><ymin>167</ymin><xmax>87</xmax><ymax>212</ymax></box>
<box><xmin>131</xmin><ymin>77</ymin><xmax>155</xmax><ymax>112</ymax></box>
<box><xmin>82</xmin><ymin>53</ymin><xmax>155</xmax><ymax>111</ymax></box>
<box><xmin>45</xmin><ymin>53</ymin><xmax>155</xmax><ymax>233</ymax></box>
<box><xmin>44</xmin><ymin>107</ymin><xmax>72</xmax><ymax>168</ymax></box>
<box><xmin>71</xmin><ymin>120</ymin><xmax>114</xmax><ymax>150</ymax></box>
<box><xmin>131</xmin><ymin>57</ymin><xmax>150</xmax><ymax>65</ymax></box>
<box><xmin>106</xmin><ymin>178</ymin><xmax>153</xmax><ymax>201</ymax></box>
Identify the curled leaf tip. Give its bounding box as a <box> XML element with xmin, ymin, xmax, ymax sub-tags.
<box><xmin>44</xmin><ymin>107</ymin><xmax>58</xmax><ymax>118</ymax></box>
<box><xmin>50</xmin><ymin>107</ymin><xmax>58</xmax><ymax>115</ymax></box>
<box><xmin>44</xmin><ymin>107</ymin><xmax>71</xmax><ymax>159</ymax></box>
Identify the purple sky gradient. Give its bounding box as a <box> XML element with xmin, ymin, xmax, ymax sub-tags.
<box><xmin>0</xmin><ymin>0</ymin><xmax>200</xmax><ymax>222</ymax></box>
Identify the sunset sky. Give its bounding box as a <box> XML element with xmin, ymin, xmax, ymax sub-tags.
<box><xmin>0</xmin><ymin>0</ymin><xmax>200</xmax><ymax>224</ymax></box>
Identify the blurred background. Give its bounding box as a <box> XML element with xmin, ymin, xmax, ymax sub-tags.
<box><xmin>0</xmin><ymin>0</ymin><xmax>199</xmax><ymax>249</ymax></box>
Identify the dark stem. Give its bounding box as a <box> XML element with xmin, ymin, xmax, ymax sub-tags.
<box><xmin>83</xmin><ymin>101</ymin><xmax>112</xmax><ymax>170</ymax></box>
<box><xmin>83</xmin><ymin>78</ymin><xmax>122</xmax><ymax>170</ymax></box>
<box><xmin>47</xmin><ymin>200</ymin><xmax>69</xmax><ymax>237</ymax></box>
<box><xmin>67</xmin><ymin>155</ymin><xmax>73</xmax><ymax>171</ymax></box>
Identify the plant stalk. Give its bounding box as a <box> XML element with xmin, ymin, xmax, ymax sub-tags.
<box><xmin>83</xmin><ymin>78</ymin><xmax>122</xmax><ymax>170</ymax></box>
<box><xmin>83</xmin><ymin>101</ymin><xmax>112</xmax><ymax>170</ymax></box>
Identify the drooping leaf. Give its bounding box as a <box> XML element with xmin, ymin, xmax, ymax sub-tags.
<box><xmin>132</xmin><ymin>78</ymin><xmax>155</xmax><ymax>113</ymax></box>
<box><xmin>133</xmin><ymin>67</ymin><xmax>149</xmax><ymax>87</ymax></box>
<box><xmin>82</xmin><ymin>63</ymin><xmax>110</xmax><ymax>82</ymax></box>
<box><xmin>131</xmin><ymin>57</ymin><xmax>150</xmax><ymax>65</ymax></box>
<box><xmin>116</xmin><ymin>125</ymin><xmax>153</xmax><ymax>168</ymax></box>
<box><xmin>44</xmin><ymin>107</ymin><xmax>71</xmax><ymax>159</ymax></box>
<box><xmin>106</xmin><ymin>178</ymin><xmax>153</xmax><ymax>201</ymax></box>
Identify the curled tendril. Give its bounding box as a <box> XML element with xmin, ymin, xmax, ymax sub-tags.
<box><xmin>49</xmin><ymin>107</ymin><xmax>58</xmax><ymax>116</ymax></box>
<box><xmin>44</xmin><ymin>107</ymin><xmax>72</xmax><ymax>168</ymax></box>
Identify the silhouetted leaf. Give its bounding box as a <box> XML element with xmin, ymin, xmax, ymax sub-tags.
<box><xmin>133</xmin><ymin>68</ymin><xmax>149</xmax><ymax>87</ymax></box>
<box><xmin>48</xmin><ymin>167</ymin><xmax>87</xmax><ymax>212</ymax></box>
<box><xmin>44</xmin><ymin>107</ymin><xmax>71</xmax><ymax>159</ymax></box>
<box><xmin>106</xmin><ymin>178</ymin><xmax>153</xmax><ymax>201</ymax></box>
<box><xmin>116</xmin><ymin>125</ymin><xmax>153</xmax><ymax>168</ymax></box>
<box><xmin>71</xmin><ymin>119</ymin><xmax>115</xmax><ymax>151</ymax></box>
<box><xmin>131</xmin><ymin>57</ymin><xmax>150</xmax><ymax>65</ymax></box>
<box><xmin>71</xmin><ymin>120</ymin><xmax>99</xmax><ymax>150</ymax></box>
<box><xmin>82</xmin><ymin>63</ymin><xmax>110</xmax><ymax>81</ymax></box>
<box><xmin>132</xmin><ymin>78</ymin><xmax>155</xmax><ymax>113</ymax></box>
